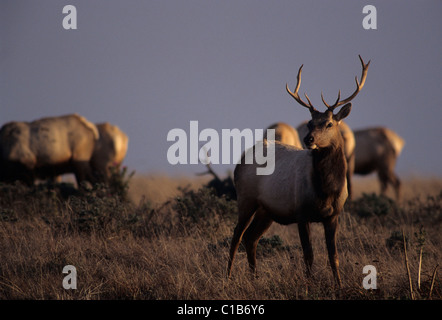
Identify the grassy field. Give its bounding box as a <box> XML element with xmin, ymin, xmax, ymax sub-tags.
<box><xmin>0</xmin><ymin>171</ymin><xmax>440</xmax><ymax>300</ymax></box>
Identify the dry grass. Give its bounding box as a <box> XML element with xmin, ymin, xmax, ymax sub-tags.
<box><xmin>129</xmin><ymin>173</ymin><xmax>209</xmax><ymax>206</ymax></box>
<box><xmin>0</xmin><ymin>174</ymin><xmax>441</xmax><ymax>300</ymax></box>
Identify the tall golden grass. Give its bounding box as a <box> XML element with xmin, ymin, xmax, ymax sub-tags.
<box><xmin>0</xmin><ymin>174</ymin><xmax>440</xmax><ymax>300</ymax></box>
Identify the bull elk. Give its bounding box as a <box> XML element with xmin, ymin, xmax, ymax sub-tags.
<box><xmin>227</xmin><ymin>55</ymin><xmax>370</xmax><ymax>286</ymax></box>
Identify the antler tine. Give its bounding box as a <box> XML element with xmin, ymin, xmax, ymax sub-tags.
<box><xmin>304</xmin><ymin>93</ymin><xmax>314</xmax><ymax>108</ymax></box>
<box><xmin>286</xmin><ymin>65</ymin><xmax>318</xmax><ymax>113</ymax></box>
<box><xmin>321</xmin><ymin>90</ymin><xmax>341</xmax><ymax>110</ymax></box>
<box><xmin>321</xmin><ymin>55</ymin><xmax>371</xmax><ymax>110</ymax></box>
<box><xmin>196</xmin><ymin>162</ymin><xmax>221</xmax><ymax>182</ymax></box>
<box><xmin>356</xmin><ymin>54</ymin><xmax>370</xmax><ymax>88</ymax></box>
<box><xmin>205</xmin><ymin>163</ymin><xmax>221</xmax><ymax>181</ymax></box>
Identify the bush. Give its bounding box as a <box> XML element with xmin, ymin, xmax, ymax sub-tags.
<box><xmin>386</xmin><ymin>230</ymin><xmax>408</xmax><ymax>252</ymax></box>
<box><xmin>349</xmin><ymin>193</ymin><xmax>398</xmax><ymax>218</ymax></box>
<box><xmin>405</xmin><ymin>191</ymin><xmax>442</xmax><ymax>225</ymax></box>
<box><xmin>0</xmin><ymin>173</ymin><xmax>149</xmax><ymax>237</ymax></box>
<box><xmin>172</xmin><ymin>186</ymin><xmax>237</xmax><ymax>236</ymax></box>
<box><xmin>107</xmin><ymin>165</ymin><xmax>135</xmax><ymax>202</ymax></box>
<box><xmin>256</xmin><ymin>234</ymin><xmax>291</xmax><ymax>256</ymax></box>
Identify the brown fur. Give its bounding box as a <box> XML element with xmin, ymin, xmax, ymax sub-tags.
<box><xmin>91</xmin><ymin>122</ymin><xmax>129</xmax><ymax>182</ymax></box>
<box><xmin>312</xmin><ymin>146</ymin><xmax>347</xmax><ymax>202</ymax></box>
<box><xmin>354</xmin><ymin>127</ymin><xmax>404</xmax><ymax>200</ymax></box>
<box><xmin>298</xmin><ymin>120</ymin><xmax>355</xmax><ymax>199</ymax></box>
<box><xmin>0</xmin><ymin>114</ymin><xmax>99</xmax><ymax>185</ymax></box>
<box><xmin>228</xmin><ymin>105</ymin><xmax>352</xmax><ymax>287</ymax></box>
<box><xmin>264</xmin><ymin>122</ymin><xmax>303</xmax><ymax>149</ymax></box>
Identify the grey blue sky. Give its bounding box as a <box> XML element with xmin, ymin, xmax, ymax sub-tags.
<box><xmin>1</xmin><ymin>1</ymin><xmax>441</xmax><ymax>177</ymax></box>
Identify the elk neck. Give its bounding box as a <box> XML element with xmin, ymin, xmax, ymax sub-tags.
<box><xmin>311</xmin><ymin>140</ymin><xmax>347</xmax><ymax>202</ymax></box>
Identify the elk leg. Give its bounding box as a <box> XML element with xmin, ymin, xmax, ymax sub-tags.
<box><xmin>386</xmin><ymin>165</ymin><xmax>401</xmax><ymax>201</ymax></box>
<box><xmin>346</xmin><ymin>153</ymin><xmax>355</xmax><ymax>200</ymax></box>
<box><xmin>227</xmin><ymin>203</ymin><xmax>257</xmax><ymax>278</ymax></box>
<box><xmin>378</xmin><ymin>170</ymin><xmax>389</xmax><ymax>197</ymax></box>
<box><xmin>73</xmin><ymin>161</ymin><xmax>96</xmax><ymax>187</ymax></box>
<box><xmin>243</xmin><ymin>208</ymin><xmax>273</xmax><ymax>275</ymax></box>
<box><xmin>379</xmin><ymin>166</ymin><xmax>401</xmax><ymax>201</ymax></box>
<box><xmin>298</xmin><ymin>222</ymin><xmax>313</xmax><ymax>277</ymax></box>
<box><xmin>392</xmin><ymin>174</ymin><xmax>401</xmax><ymax>202</ymax></box>
<box><xmin>323</xmin><ymin>215</ymin><xmax>342</xmax><ymax>287</ymax></box>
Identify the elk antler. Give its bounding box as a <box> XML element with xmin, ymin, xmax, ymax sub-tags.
<box><xmin>286</xmin><ymin>65</ymin><xmax>318</xmax><ymax>113</ymax></box>
<box><xmin>321</xmin><ymin>55</ymin><xmax>371</xmax><ymax>111</ymax></box>
<box><xmin>196</xmin><ymin>163</ymin><xmax>222</xmax><ymax>182</ymax></box>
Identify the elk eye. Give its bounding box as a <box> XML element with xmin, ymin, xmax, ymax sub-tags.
<box><xmin>326</xmin><ymin>122</ymin><xmax>333</xmax><ymax>128</ymax></box>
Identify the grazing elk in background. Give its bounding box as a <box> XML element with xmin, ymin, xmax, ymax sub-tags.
<box><xmin>197</xmin><ymin>163</ymin><xmax>237</xmax><ymax>200</ymax></box>
<box><xmin>298</xmin><ymin>120</ymin><xmax>355</xmax><ymax>199</ymax></box>
<box><xmin>354</xmin><ymin>127</ymin><xmax>404</xmax><ymax>201</ymax></box>
<box><xmin>263</xmin><ymin>122</ymin><xmax>303</xmax><ymax>149</ymax></box>
<box><xmin>91</xmin><ymin>122</ymin><xmax>129</xmax><ymax>183</ymax></box>
<box><xmin>0</xmin><ymin>116</ymin><xmax>130</xmax><ymax>187</ymax></box>
<box><xmin>0</xmin><ymin>114</ymin><xmax>99</xmax><ymax>186</ymax></box>
<box><xmin>227</xmin><ymin>55</ymin><xmax>370</xmax><ymax>286</ymax></box>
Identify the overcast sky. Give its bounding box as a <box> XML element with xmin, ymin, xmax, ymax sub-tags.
<box><xmin>1</xmin><ymin>0</ymin><xmax>441</xmax><ymax>178</ymax></box>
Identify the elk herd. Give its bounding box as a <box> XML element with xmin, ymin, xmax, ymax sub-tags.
<box><xmin>0</xmin><ymin>114</ymin><xmax>128</xmax><ymax>186</ymax></box>
<box><xmin>0</xmin><ymin>55</ymin><xmax>405</xmax><ymax>286</ymax></box>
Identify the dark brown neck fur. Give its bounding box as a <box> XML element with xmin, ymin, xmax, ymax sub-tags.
<box><xmin>311</xmin><ymin>142</ymin><xmax>347</xmax><ymax>202</ymax></box>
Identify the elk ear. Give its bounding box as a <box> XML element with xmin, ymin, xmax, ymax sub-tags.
<box><xmin>334</xmin><ymin>103</ymin><xmax>352</xmax><ymax>122</ymax></box>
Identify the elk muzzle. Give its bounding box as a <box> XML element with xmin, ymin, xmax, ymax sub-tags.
<box><xmin>304</xmin><ymin>134</ymin><xmax>317</xmax><ymax>149</ymax></box>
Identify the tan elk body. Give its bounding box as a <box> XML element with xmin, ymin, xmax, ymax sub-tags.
<box><xmin>354</xmin><ymin>127</ymin><xmax>404</xmax><ymax>200</ymax></box>
<box><xmin>264</xmin><ymin>122</ymin><xmax>303</xmax><ymax>149</ymax></box>
<box><xmin>227</xmin><ymin>56</ymin><xmax>370</xmax><ymax>286</ymax></box>
<box><xmin>91</xmin><ymin>122</ymin><xmax>129</xmax><ymax>182</ymax></box>
<box><xmin>0</xmin><ymin>114</ymin><xmax>99</xmax><ymax>185</ymax></box>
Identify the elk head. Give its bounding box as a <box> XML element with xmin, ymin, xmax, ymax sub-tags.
<box><xmin>286</xmin><ymin>55</ymin><xmax>370</xmax><ymax>150</ymax></box>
